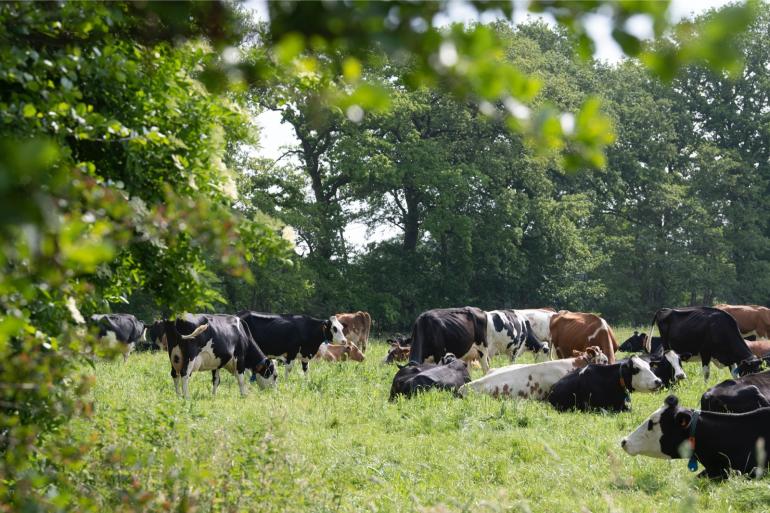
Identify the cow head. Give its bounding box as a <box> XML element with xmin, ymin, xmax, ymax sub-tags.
<box><xmin>344</xmin><ymin>341</ymin><xmax>365</xmax><ymax>362</ymax></box>
<box><xmin>324</xmin><ymin>316</ymin><xmax>347</xmax><ymax>344</ymax></box>
<box><xmin>440</xmin><ymin>353</ymin><xmax>458</xmax><ymax>365</ymax></box>
<box><xmin>148</xmin><ymin>320</ymin><xmax>167</xmax><ymax>349</ymax></box>
<box><xmin>251</xmin><ymin>358</ymin><xmax>278</xmax><ymax>388</ymax></box>
<box><xmin>619</xmin><ymin>331</ymin><xmax>645</xmax><ymax>352</ymax></box>
<box><xmin>574</xmin><ymin>346</ymin><xmax>608</xmax><ymax>365</ymax></box>
<box><xmin>621</xmin><ymin>395</ymin><xmax>694</xmax><ymax>460</ymax></box>
<box><xmin>734</xmin><ymin>357</ymin><xmax>763</xmax><ymax>377</ymax></box>
<box><xmin>625</xmin><ymin>356</ymin><xmax>663</xmax><ymax>392</ymax></box>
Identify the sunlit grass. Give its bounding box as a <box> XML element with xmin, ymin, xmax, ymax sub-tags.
<box><xmin>63</xmin><ymin>328</ymin><xmax>770</xmax><ymax>512</ymax></box>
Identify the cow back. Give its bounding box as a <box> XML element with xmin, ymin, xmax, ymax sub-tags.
<box><xmin>550</xmin><ymin>312</ymin><xmax>617</xmax><ymax>363</ymax></box>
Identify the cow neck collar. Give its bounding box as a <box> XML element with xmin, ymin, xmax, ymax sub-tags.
<box><xmin>618</xmin><ymin>363</ymin><xmax>633</xmax><ymax>393</ymax></box>
<box><xmin>687</xmin><ymin>410</ymin><xmax>701</xmax><ymax>472</ymax></box>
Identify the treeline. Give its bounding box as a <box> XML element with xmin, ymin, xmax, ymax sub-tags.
<box><xmin>217</xmin><ymin>7</ymin><xmax>770</xmax><ymax>329</ymax></box>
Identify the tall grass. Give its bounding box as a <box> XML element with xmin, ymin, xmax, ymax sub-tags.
<box><xmin>60</xmin><ymin>328</ymin><xmax>770</xmax><ymax>512</ymax></box>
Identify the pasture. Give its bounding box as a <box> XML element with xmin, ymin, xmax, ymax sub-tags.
<box><xmin>63</xmin><ymin>328</ymin><xmax>770</xmax><ymax>513</ymax></box>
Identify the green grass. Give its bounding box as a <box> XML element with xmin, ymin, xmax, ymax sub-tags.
<box><xmin>60</xmin><ymin>328</ymin><xmax>770</xmax><ymax>512</ymax></box>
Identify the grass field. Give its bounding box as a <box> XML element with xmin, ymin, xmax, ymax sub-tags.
<box><xmin>59</xmin><ymin>327</ymin><xmax>770</xmax><ymax>512</ymax></box>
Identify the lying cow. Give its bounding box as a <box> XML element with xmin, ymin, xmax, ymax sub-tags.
<box><xmin>90</xmin><ymin>313</ymin><xmax>146</xmax><ymax>362</ymax></box>
<box><xmin>407</xmin><ymin>306</ymin><xmax>490</xmax><ymax>370</ymax></box>
<box><xmin>164</xmin><ymin>313</ymin><xmax>277</xmax><ymax>399</ymax></box>
<box><xmin>622</xmin><ymin>395</ymin><xmax>770</xmax><ymax>479</ymax></box>
<box><xmin>548</xmin><ymin>356</ymin><xmax>662</xmax><ymax>412</ymax></box>
<box><xmin>384</xmin><ymin>339</ymin><xmax>411</xmax><ymax>364</ymax></box>
<box><xmin>237</xmin><ymin>311</ymin><xmax>347</xmax><ymax>376</ymax></box>
<box><xmin>550</xmin><ymin>311</ymin><xmax>619</xmax><ymax>363</ymax></box>
<box><xmin>389</xmin><ymin>354</ymin><xmax>470</xmax><ymax>400</ymax></box>
<box><xmin>700</xmin><ymin>370</ymin><xmax>770</xmax><ymax>413</ymax></box>
<box><xmin>619</xmin><ymin>331</ymin><xmax>663</xmax><ymax>354</ymax></box>
<box><xmin>618</xmin><ymin>350</ymin><xmax>686</xmax><ymax>387</ymax></box>
<box><xmin>458</xmin><ymin>346</ymin><xmax>608</xmax><ymax>399</ymax></box>
<box><xmin>647</xmin><ymin>306</ymin><xmax>762</xmax><ymax>381</ymax></box>
<box><xmin>335</xmin><ymin>311</ymin><xmax>372</xmax><ymax>352</ymax></box>
<box><xmin>485</xmin><ymin>309</ymin><xmax>549</xmax><ymax>364</ymax></box>
<box><xmin>715</xmin><ymin>304</ymin><xmax>770</xmax><ymax>339</ymax></box>
<box><xmin>313</xmin><ymin>342</ymin><xmax>365</xmax><ymax>362</ymax></box>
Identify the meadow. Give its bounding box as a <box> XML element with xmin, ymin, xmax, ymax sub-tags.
<box><xmin>60</xmin><ymin>327</ymin><xmax>770</xmax><ymax>513</ymax></box>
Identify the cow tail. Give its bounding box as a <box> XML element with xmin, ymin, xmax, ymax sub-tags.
<box><xmin>645</xmin><ymin>311</ymin><xmax>659</xmax><ymax>353</ymax></box>
<box><xmin>363</xmin><ymin>311</ymin><xmax>372</xmax><ymax>347</ymax></box>
<box><xmin>408</xmin><ymin>320</ymin><xmax>422</xmax><ymax>364</ymax></box>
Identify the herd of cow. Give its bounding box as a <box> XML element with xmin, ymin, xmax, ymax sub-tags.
<box><xmin>91</xmin><ymin>303</ymin><xmax>770</xmax><ymax>480</ymax></box>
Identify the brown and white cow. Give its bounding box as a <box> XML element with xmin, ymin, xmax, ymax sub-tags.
<box><xmin>458</xmin><ymin>346</ymin><xmax>608</xmax><ymax>399</ymax></box>
<box><xmin>716</xmin><ymin>304</ymin><xmax>770</xmax><ymax>339</ymax></box>
<box><xmin>550</xmin><ymin>311</ymin><xmax>619</xmax><ymax>363</ymax></box>
<box><xmin>313</xmin><ymin>342</ymin><xmax>365</xmax><ymax>362</ymax></box>
<box><xmin>335</xmin><ymin>311</ymin><xmax>372</xmax><ymax>352</ymax></box>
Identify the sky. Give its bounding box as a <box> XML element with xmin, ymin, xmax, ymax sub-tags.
<box><xmin>243</xmin><ymin>0</ymin><xmax>736</xmax><ymax>250</ymax></box>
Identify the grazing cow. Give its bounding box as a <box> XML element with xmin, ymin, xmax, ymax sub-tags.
<box><xmin>335</xmin><ymin>311</ymin><xmax>372</xmax><ymax>352</ymax></box>
<box><xmin>90</xmin><ymin>313</ymin><xmax>146</xmax><ymax>361</ymax></box>
<box><xmin>458</xmin><ymin>346</ymin><xmax>608</xmax><ymax>399</ymax></box>
<box><xmin>618</xmin><ymin>350</ymin><xmax>686</xmax><ymax>387</ymax></box>
<box><xmin>549</xmin><ymin>311</ymin><xmax>619</xmax><ymax>363</ymax></box>
<box><xmin>745</xmin><ymin>339</ymin><xmax>770</xmax><ymax>359</ymax></box>
<box><xmin>646</xmin><ymin>307</ymin><xmax>762</xmax><ymax>381</ymax></box>
<box><xmin>715</xmin><ymin>304</ymin><xmax>770</xmax><ymax>339</ymax></box>
<box><xmin>164</xmin><ymin>314</ymin><xmax>277</xmax><ymax>399</ymax></box>
<box><xmin>621</xmin><ymin>395</ymin><xmax>770</xmax><ymax>479</ymax></box>
<box><xmin>313</xmin><ymin>342</ymin><xmax>365</xmax><ymax>362</ymax></box>
<box><xmin>548</xmin><ymin>356</ymin><xmax>662</xmax><ymax>412</ymax></box>
<box><xmin>619</xmin><ymin>331</ymin><xmax>663</xmax><ymax>354</ymax></box>
<box><xmin>407</xmin><ymin>306</ymin><xmax>489</xmax><ymax>370</ymax></box>
<box><xmin>237</xmin><ymin>311</ymin><xmax>347</xmax><ymax>376</ymax></box>
<box><xmin>518</xmin><ymin>308</ymin><xmax>557</xmax><ymax>342</ymax></box>
<box><xmin>700</xmin><ymin>370</ymin><xmax>770</xmax><ymax>413</ymax></box>
<box><xmin>389</xmin><ymin>354</ymin><xmax>471</xmax><ymax>400</ymax></box>
<box><xmin>485</xmin><ymin>310</ymin><xmax>550</xmax><ymax>365</ymax></box>
<box><xmin>147</xmin><ymin>319</ymin><xmax>166</xmax><ymax>350</ymax></box>
<box><xmin>384</xmin><ymin>339</ymin><xmax>411</xmax><ymax>364</ymax></box>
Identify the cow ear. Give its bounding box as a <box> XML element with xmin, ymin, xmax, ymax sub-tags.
<box><xmin>676</xmin><ymin>411</ymin><xmax>692</xmax><ymax>428</ymax></box>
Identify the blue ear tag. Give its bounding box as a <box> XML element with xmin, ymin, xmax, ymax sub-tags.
<box><xmin>688</xmin><ymin>454</ymin><xmax>698</xmax><ymax>472</ymax></box>
<box><xmin>731</xmin><ymin>367</ymin><xmax>740</xmax><ymax>378</ymax></box>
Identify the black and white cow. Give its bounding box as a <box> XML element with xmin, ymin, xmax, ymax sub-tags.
<box><xmin>147</xmin><ymin>320</ymin><xmax>166</xmax><ymax>350</ymax></box>
<box><xmin>90</xmin><ymin>313</ymin><xmax>146</xmax><ymax>361</ymax></box>
<box><xmin>647</xmin><ymin>307</ymin><xmax>762</xmax><ymax>381</ymax></box>
<box><xmin>164</xmin><ymin>313</ymin><xmax>277</xmax><ymax>399</ymax></box>
<box><xmin>408</xmin><ymin>306</ymin><xmax>489</xmax><ymax>370</ymax></box>
<box><xmin>700</xmin><ymin>370</ymin><xmax>770</xmax><ymax>413</ymax></box>
<box><xmin>237</xmin><ymin>311</ymin><xmax>347</xmax><ymax>376</ymax></box>
<box><xmin>622</xmin><ymin>395</ymin><xmax>770</xmax><ymax>479</ymax></box>
<box><xmin>618</xmin><ymin>350</ymin><xmax>686</xmax><ymax>388</ymax></box>
<box><xmin>389</xmin><ymin>353</ymin><xmax>471</xmax><ymax>400</ymax></box>
<box><xmin>619</xmin><ymin>331</ymin><xmax>663</xmax><ymax>353</ymax></box>
<box><xmin>548</xmin><ymin>356</ymin><xmax>663</xmax><ymax>412</ymax></box>
<box><xmin>485</xmin><ymin>310</ymin><xmax>550</xmax><ymax>366</ymax></box>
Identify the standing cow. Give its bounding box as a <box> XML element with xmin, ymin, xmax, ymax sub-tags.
<box><xmin>485</xmin><ymin>309</ymin><xmax>549</xmax><ymax>365</ymax></box>
<box><xmin>335</xmin><ymin>311</ymin><xmax>372</xmax><ymax>352</ymax></box>
<box><xmin>163</xmin><ymin>313</ymin><xmax>277</xmax><ymax>399</ymax></box>
<box><xmin>237</xmin><ymin>311</ymin><xmax>347</xmax><ymax>376</ymax></box>
<box><xmin>90</xmin><ymin>313</ymin><xmax>146</xmax><ymax>362</ymax></box>
<box><xmin>407</xmin><ymin>307</ymin><xmax>489</xmax><ymax>371</ymax></box>
<box><xmin>518</xmin><ymin>308</ymin><xmax>557</xmax><ymax>343</ymax></box>
<box><xmin>715</xmin><ymin>304</ymin><xmax>770</xmax><ymax>339</ymax></box>
<box><xmin>646</xmin><ymin>307</ymin><xmax>762</xmax><ymax>381</ymax></box>
<box><xmin>549</xmin><ymin>311</ymin><xmax>619</xmax><ymax>363</ymax></box>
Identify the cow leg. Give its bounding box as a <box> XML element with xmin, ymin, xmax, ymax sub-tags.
<box><xmin>285</xmin><ymin>359</ymin><xmax>295</xmax><ymax>378</ymax></box>
<box><xmin>181</xmin><ymin>374</ymin><xmax>190</xmax><ymax>400</ymax></box>
<box><xmin>211</xmin><ymin>369</ymin><xmax>221</xmax><ymax>396</ymax></box>
<box><xmin>301</xmin><ymin>356</ymin><xmax>310</xmax><ymax>376</ymax></box>
<box><xmin>171</xmin><ymin>369</ymin><xmax>181</xmax><ymax>397</ymax></box>
<box><xmin>236</xmin><ymin>372</ymin><xmax>247</xmax><ymax>397</ymax></box>
<box><xmin>478</xmin><ymin>350</ymin><xmax>490</xmax><ymax>373</ymax></box>
<box><xmin>124</xmin><ymin>342</ymin><xmax>135</xmax><ymax>363</ymax></box>
<box><xmin>701</xmin><ymin>355</ymin><xmax>711</xmax><ymax>383</ymax></box>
